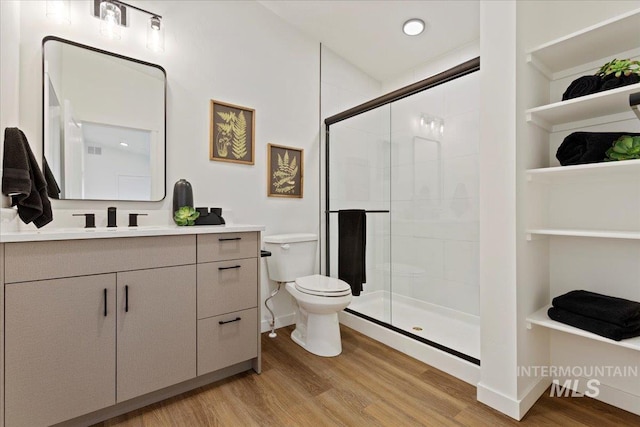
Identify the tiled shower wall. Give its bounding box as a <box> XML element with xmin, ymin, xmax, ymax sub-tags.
<box><xmin>389</xmin><ymin>72</ymin><xmax>480</xmax><ymax>316</ymax></box>
<box><xmin>323</xmin><ymin>45</ymin><xmax>480</xmax><ymax>317</ymax></box>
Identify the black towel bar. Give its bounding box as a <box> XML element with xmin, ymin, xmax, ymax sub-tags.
<box><xmin>326</xmin><ymin>210</ymin><xmax>389</xmax><ymax>213</ymax></box>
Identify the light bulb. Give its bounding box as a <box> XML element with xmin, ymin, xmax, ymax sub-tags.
<box><xmin>46</xmin><ymin>0</ymin><xmax>70</xmax><ymax>24</ymax></box>
<box><xmin>100</xmin><ymin>1</ymin><xmax>122</xmax><ymax>40</ymax></box>
<box><xmin>403</xmin><ymin>19</ymin><xmax>425</xmax><ymax>36</ymax></box>
<box><xmin>147</xmin><ymin>16</ymin><xmax>165</xmax><ymax>52</ymax></box>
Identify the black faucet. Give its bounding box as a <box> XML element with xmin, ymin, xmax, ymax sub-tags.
<box><xmin>128</xmin><ymin>213</ymin><xmax>148</xmax><ymax>227</ymax></box>
<box><xmin>72</xmin><ymin>213</ymin><xmax>96</xmax><ymax>228</ymax></box>
<box><xmin>107</xmin><ymin>207</ymin><xmax>117</xmax><ymax>228</ymax></box>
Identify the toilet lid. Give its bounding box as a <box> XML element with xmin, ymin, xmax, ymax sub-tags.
<box><xmin>295</xmin><ymin>274</ymin><xmax>351</xmax><ymax>297</ymax></box>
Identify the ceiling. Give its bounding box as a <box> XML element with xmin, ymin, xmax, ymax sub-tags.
<box><xmin>259</xmin><ymin>0</ymin><xmax>480</xmax><ymax>82</ymax></box>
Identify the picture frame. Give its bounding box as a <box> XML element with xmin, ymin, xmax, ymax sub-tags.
<box><xmin>209</xmin><ymin>99</ymin><xmax>255</xmax><ymax>165</ymax></box>
<box><xmin>267</xmin><ymin>143</ymin><xmax>303</xmax><ymax>198</ymax></box>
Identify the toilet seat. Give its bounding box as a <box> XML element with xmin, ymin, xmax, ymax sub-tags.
<box><xmin>294</xmin><ymin>274</ymin><xmax>352</xmax><ymax>297</ymax></box>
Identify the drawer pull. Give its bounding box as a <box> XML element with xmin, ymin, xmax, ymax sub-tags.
<box><xmin>218</xmin><ymin>265</ymin><xmax>241</xmax><ymax>271</ymax></box>
<box><xmin>104</xmin><ymin>288</ymin><xmax>108</xmax><ymax>317</ymax></box>
<box><xmin>219</xmin><ymin>317</ymin><xmax>242</xmax><ymax>325</ymax></box>
<box><xmin>125</xmin><ymin>285</ymin><xmax>129</xmax><ymax>312</ymax></box>
<box><xmin>219</xmin><ymin>237</ymin><xmax>242</xmax><ymax>242</ymax></box>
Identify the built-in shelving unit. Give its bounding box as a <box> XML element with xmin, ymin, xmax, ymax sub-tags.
<box><xmin>522</xmin><ymin>8</ymin><xmax>640</xmax><ymax>415</ymax></box>
<box><xmin>526</xmin><ymin>306</ymin><xmax>640</xmax><ymax>352</ymax></box>
<box><xmin>526</xmin><ymin>229</ymin><xmax>640</xmax><ymax>240</ymax></box>
<box><xmin>525</xmin><ymin>83</ymin><xmax>640</xmax><ymax>131</ymax></box>
<box><xmin>527</xmin><ymin>159</ymin><xmax>640</xmax><ymax>181</ymax></box>
<box><xmin>526</xmin><ymin>9</ymin><xmax>640</xmax><ymax>79</ymax></box>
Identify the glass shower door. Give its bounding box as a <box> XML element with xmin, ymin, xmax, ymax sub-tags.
<box><xmin>327</xmin><ymin>103</ymin><xmax>392</xmax><ymax>324</ymax></box>
<box><xmin>388</xmin><ymin>72</ymin><xmax>480</xmax><ymax>360</ymax></box>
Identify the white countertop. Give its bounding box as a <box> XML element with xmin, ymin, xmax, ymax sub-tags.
<box><xmin>0</xmin><ymin>224</ymin><xmax>265</xmax><ymax>243</ymax></box>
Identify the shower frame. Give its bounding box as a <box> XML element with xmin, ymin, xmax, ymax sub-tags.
<box><xmin>324</xmin><ymin>56</ymin><xmax>481</xmax><ymax>365</ymax></box>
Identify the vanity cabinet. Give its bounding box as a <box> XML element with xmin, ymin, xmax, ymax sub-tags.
<box><xmin>4</xmin><ymin>274</ymin><xmax>117</xmax><ymax>427</ymax></box>
<box><xmin>0</xmin><ymin>229</ymin><xmax>262</xmax><ymax>427</ymax></box>
<box><xmin>116</xmin><ymin>265</ymin><xmax>196</xmax><ymax>403</ymax></box>
<box><xmin>196</xmin><ymin>232</ymin><xmax>260</xmax><ymax>375</ymax></box>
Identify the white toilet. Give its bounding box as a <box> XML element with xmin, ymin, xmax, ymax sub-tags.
<box><xmin>263</xmin><ymin>233</ymin><xmax>352</xmax><ymax>357</ymax></box>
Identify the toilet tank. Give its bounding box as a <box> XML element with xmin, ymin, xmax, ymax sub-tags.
<box><xmin>263</xmin><ymin>233</ymin><xmax>317</xmax><ymax>282</ymax></box>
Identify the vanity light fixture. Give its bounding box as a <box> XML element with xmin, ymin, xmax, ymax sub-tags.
<box><xmin>46</xmin><ymin>0</ymin><xmax>71</xmax><ymax>24</ymax></box>
<box><xmin>403</xmin><ymin>18</ymin><xmax>425</xmax><ymax>36</ymax></box>
<box><xmin>420</xmin><ymin>113</ymin><xmax>444</xmax><ymax>141</ymax></box>
<box><xmin>146</xmin><ymin>15</ymin><xmax>165</xmax><ymax>53</ymax></box>
<box><xmin>94</xmin><ymin>0</ymin><xmax>164</xmax><ymax>52</ymax></box>
<box><xmin>100</xmin><ymin>1</ymin><xmax>122</xmax><ymax>40</ymax></box>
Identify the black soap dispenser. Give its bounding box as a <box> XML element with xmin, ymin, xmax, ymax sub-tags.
<box><xmin>172</xmin><ymin>179</ymin><xmax>193</xmax><ymax>213</ymax></box>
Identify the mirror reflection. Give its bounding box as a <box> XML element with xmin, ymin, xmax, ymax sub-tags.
<box><xmin>43</xmin><ymin>36</ymin><xmax>166</xmax><ymax>201</ymax></box>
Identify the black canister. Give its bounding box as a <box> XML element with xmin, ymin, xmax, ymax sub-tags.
<box><xmin>172</xmin><ymin>179</ymin><xmax>193</xmax><ymax>213</ymax></box>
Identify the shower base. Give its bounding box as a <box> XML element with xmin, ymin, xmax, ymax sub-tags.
<box><xmin>346</xmin><ymin>290</ymin><xmax>480</xmax><ymax>361</ymax></box>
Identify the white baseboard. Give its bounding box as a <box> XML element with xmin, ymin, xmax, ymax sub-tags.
<box><xmin>477</xmin><ymin>377</ymin><xmax>550</xmax><ymax>420</ymax></box>
<box><xmin>554</xmin><ymin>376</ymin><xmax>640</xmax><ymax>416</ymax></box>
<box><xmin>476</xmin><ymin>383</ymin><xmax>521</xmax><ymax>420</ymax></box>
<box><xmin>519</xmin><ymin>377</ymin><xmax>552</xmax><ymax>418</ymax></box>
<box><xmin>261</xmin><ymin>312</ymin><xmax>295</xmax><ymax>333</ymax></box>
<box><xmin>338</xmin><ymin>310</ymin><xmax>480</xmax><ymax>385</ymax></box>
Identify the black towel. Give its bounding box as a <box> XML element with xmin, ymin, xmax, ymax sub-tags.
<box><xmin>338</xmin><ymin>210</ymin><xmax>366</xmax><ymax>296</ymax></box>
<box><xmin>1</xmin><ymin>128</ymin><xmax>53</xmax><ymax>228</ymax></box>
<box><xmin>552</xmin><ymin>290</ymin><xmax>640</xmax><ymax>328</ymax></box>
<box><xmin>599</xmin><ymin>74</ymin><xmax>639</xmax><ymax>92</ymax></box>
<box><xmin>43</xmin><ymin>158</ymin><xmax>61</xmax><ymax>199</ymax></box>
<box><xmin>556</xmin><ymin>132</ymin><xmax>640</xmax><ymax>166</ymax></box>
<box><xmin>548</xmin><ymin>307</ymin><xmax>640</xmax><ymax>341</ymax></box>
<box><xmin>562</xmin><ymin>75</ymin><xmax>601</xmax><ymax>101</ymax></box>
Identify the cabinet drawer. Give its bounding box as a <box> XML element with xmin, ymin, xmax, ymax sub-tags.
<box><xmin>197</xmin><ymin>258</ymin><xmax>257</xmax><ymax>319</ymax></box>
<box><xmin>198</xmin><ymin>308</ymin><xmax>258</xmax><ymax>375</ymax></box>
<box><xmin>4</xmin><ymin>235</ymin><xmax>196</xmax><ymax>283</ymax></box>
<box><xmin>197</xmin><ymin>232</ymin><xmax>258</xmax><ymax>263</ymax></box>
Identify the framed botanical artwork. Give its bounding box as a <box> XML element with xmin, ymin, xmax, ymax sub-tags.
<box><xmin>267</xmin><ymin>143</ymin><xmax>303</xmax><ymax>198</ymax></box>
<box><xmin>209</xmin><ymin>99</ymin><xmax>255</xmax><ymax>165</ymax></box>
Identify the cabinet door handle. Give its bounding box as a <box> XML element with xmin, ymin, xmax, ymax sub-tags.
<box><xmin>125</xmin><ymin>285</ymin><xmax>129</xmax><ymax>313</ymax></box>
<box><xmin>218</xmin><ymin>265</ymin><xmax>241</xmax><ymax>271</ymax></box>
<box><xmin>104</xmin><ymin>288</ymin><xmax>107</xmax><ymax>317</ymax></box>
<box><xmin>218</xmin><ymin>317</ymin><xmax>241</xmax><ymax>325</ymax></box>
<box><xmin>218</xmin><ymin>237</ymin><xmax>241</xmax><ymax>242</ymax></box>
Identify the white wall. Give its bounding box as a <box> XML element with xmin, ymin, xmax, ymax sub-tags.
<box><xmin>382</xmin><ymin>40</ymin><xmax>479</xmax><ymax>94</ymax></box>
<box><xmin>0</xmin><ymin>1</ymin><xmax>21</xmax><ymax>209</ymax></box>
<box><xmin>320</xmin><ymin>45</ymin><xmax>382</xmax><ymax>279</ymax></box>
<box><xmin>5</xmin><ymin>0</ymin><xmax>321</xmax><ymax>332</ymax></box>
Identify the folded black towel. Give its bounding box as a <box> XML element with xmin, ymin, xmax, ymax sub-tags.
<box><xmin>599</xmin><ymin>74</ymin><xmax>639</xmax><ymax>92</ymax></box>
<box><xmin>548</xmin><ymin>307</ymin><xmax>640</xmax><ymax>341</ymax></box>
<box><xmin>1</xmin><ymin>128</ymin><xmax>53</xmax><ymax>228</ymax></box>
<box><xmin>338</xmin><ymin>210</ymin><xmax>366</xmax><ymax>296</ymax></box>
<box><xmin>552</xmin><ymin>290</ymin><xmax>640</xmax><ymax>328</ymax></box>
<box><xmin>556</xmin><ymin>132</ymin><xmax>640</xmax><ymax>166</ymax></box>
<box><xmin>562</xmin><ymin>75</ymin><xmax>601</xmax><ymax>100</ymax></box>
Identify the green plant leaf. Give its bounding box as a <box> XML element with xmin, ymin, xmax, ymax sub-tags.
<box><xmin>174</xmin><ymin>206</ymin><xmax>200</xmax><ymax>226</ymax></box>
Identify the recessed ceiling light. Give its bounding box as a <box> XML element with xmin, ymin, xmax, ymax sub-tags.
<box><xmin>403</xmin><ymin>18</ymin><xmax>425</xmax><ymax>36</ymax></box>
<box><xmin>120</xmin><ymin>141</ymin><xmax>129</xmax><ymax>147</ymax></box>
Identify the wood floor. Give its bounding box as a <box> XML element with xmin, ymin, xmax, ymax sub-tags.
<box><xmin>96</xmin><ymin>325</ymin><xmax>640</xmax><ymax>426</ymax></box>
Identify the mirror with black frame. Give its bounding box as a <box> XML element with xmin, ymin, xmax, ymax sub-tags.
<box><xmin>43</xmin><ymin>36</ymin><xmax>166</xmax><ymax>201</ymax></box>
